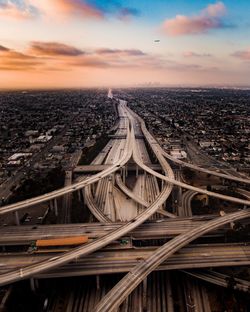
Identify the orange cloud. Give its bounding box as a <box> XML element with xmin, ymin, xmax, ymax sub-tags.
<box><xmin>0</xmin><ymin>41</ymin><xmax>209</xmax><ymax>75</ymax></box>
<box><xmin>0</xmin><ymin>45</ymin><xmax>10</xmax><ymax>51</ymax></box>
<box><xmin>30</xmin><ymin>0</ymin><xmax>104</xmax><ymax>19</ymax></box>
<box><xmin>162</xmin><ymin>2</ymin><xmax>227</xmax><ymax>36</ymax></box>
<box><xmin>0</xmin><ymin>46</ymin><xmax>42</xmax><ymax>71</ymax></box>
<box><xmin>0</xmin><ymin>0</ymin><xmax>104</xmax><ymax>20</ymax></box>
<box><xmin>0</xmin><ymin>0</ymin><xmax>140</xmax><ymax>22</ymax></box>
<box><xmin>29</xmin><ymin>41</ymin><xmax>85</xmax><ymax>56</ymax></box>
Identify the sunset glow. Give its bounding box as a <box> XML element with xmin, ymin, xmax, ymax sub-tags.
<box><xmin>1</xmin><ymin>0</ymin><xmax>250</xmax><ymax>89</ymax></box>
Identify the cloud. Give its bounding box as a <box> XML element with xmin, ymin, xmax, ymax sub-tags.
<box><xmin>39</xmin><ymin>0</ymin><xmax>104</xmax><ymax>19</ymax></box>
<box><xmin>95</xmin><ymin>48</ymin><xmax>146</xmax><ymax>56</ymax></box>
<box><xmin>0</xmin><ymin>41</ymin><xmax>209</xmax><ymax>73</ymax></box>
<box><xmin>0</xmin><ymin>0</ymin><xmax>139</xmax><ymax>21</ymax></box>
<box><xmin>0</xmin><ymin>45</ymin><xmax>10</xmax><ymax>51</ymax></box>
<box><xmin>162</xmin><ymin>2</ymin><xmax>228</xmax><ymax>36</ymax></box>
<box><xmin>69</xmin><ymin>48</ymin><xmax>148</xmax><ymax>69</ymax></box>
<box><xmin>183</xmin><ymin>51</ymin><xmax>212</xmax><ymax>57</ymax></box>
<box><xmin>0</xmin><ymin>0</ymin><xmax>104</xmax><ymax>20</ymax></box>
<box><xmin>231</xmin><ymin>48</ymin><xmax>250</xmax><ymax>60</ymax></box>
<box><xmin>29</xmin><ymin>41</ymin><xmax>85</xmax><ymax>56</ymax></box>
<box><xmin>0</xmin><ymin>0</ymin><xmax>36</xmax><ymax>19</ymax></box>
<box><xmin>0</xmin><ymin>42</ymin><xmax>149</xmax><ymax>71</ymax></box>
<box><xmin>204</xmin><ymin>2</ymin><xmax>226</xmax><ymax>17</ymax></box>
<box><xmin>0</xmin><ymin>45</ymin><xmax>43</xmax><ymax>71</ymax></box>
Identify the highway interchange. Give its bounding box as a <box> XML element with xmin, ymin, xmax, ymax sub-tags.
<box><xmin>0</xmin><ymin>91</ymin><xmax>249</xmax><ymax>310</ymax></box>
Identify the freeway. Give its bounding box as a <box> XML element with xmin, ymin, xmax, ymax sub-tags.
<box><xmin>94</xmin><ymin>209</ymin><xmax>250</xmax><ymax>312</ymax></box>
<box><xmin>76</xmin><ymin>102</ymin><xmax>129</xmax><ymax>222</ymax></box>
<box><xmin>83</xmin><ymin>102</ymin><xmax>145</xmax><ymax>222</ymax></box>
<box><xmin>0</xmin><ymin>177</ymin><xmax>173</xmax><ymax>285</ymax></box>
<box><xmin>0</xmin><ymin>219</ymin><xmax>234</xmax><ymax>245</ymax></box>
<box><xmin>0</xmin><ymin>215</ymin><xmax>232</xmax><ymax>245</ymax></box>
<box><xmin>0</xmin><ymin>244</ymin><xmax>248</xmax><ymax>277</ymax></box>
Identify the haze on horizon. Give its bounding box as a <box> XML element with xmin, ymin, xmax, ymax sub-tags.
<box><xmin>0</xmin><ymin>0</ymin><xmax>250</xmax><ymax>89</ymax></box>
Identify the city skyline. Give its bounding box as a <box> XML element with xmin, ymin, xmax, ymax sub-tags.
<box><xmin>1</xmin><ymin>0</ymin><xmax>250</xmax><ymax>89</ymax></box>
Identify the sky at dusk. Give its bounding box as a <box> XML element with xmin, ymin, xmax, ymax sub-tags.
<box><xmin>0</xmin><ymin>0</ymin><xmax>250</xmax><ymax>89</ymax></box>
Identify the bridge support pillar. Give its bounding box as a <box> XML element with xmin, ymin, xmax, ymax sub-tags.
<box><xmin>49</xmin><ymin>200</ymin><xmax>54</xmax><ymax>212</ymax></box>
<box><xmin>166</xmin><ymin>273</ymin><xmax>174</xmax><ymax>312</ymax></box>
<box><xmin>77</xmin><ymin>190</ymin><xmax>81</xmax><ymax>202</ymax></box>
<box><xmin>83</xmin><ymin>189</ymin><xmax>86</xmax><ymax>206</ymax></box>
<box><xmin>96</xmin><ymin>275</ymin><xmax>100</xmax><ymax>290</ymax></box>
<box><xmin>142</xmin><ymin>278</ymin><xmax>147</xmax><ymax>311</ymax></box>
<box><xmin>54</xmin><ymin>198</ymin><xmax>58</xmax><ymax>217</ymax></box>
<box><xmin>14</xmin><ymin>211</ymin><xmax>20</xmax><ymax>226</ymax></box>
<box><xmin>0</xmin><ymin>285</ymin><xmax>12</xmax><ymax>310</ymax></box>
<box><xmin>161</xmin><ymin>179</ymin><xmax>164</xmax><ymax>190</ymax></box>
<box><xmin>30</xmin><ymin>278</ymin><xmax>37</xmax><ymax>292</ymax></box>
<box><xmin>177</xmin><ymin>187</ymin><xmax>182</xmax><ymax>210</ymax></box>
<box><xmin>122</xmin><ymin>167</ymin><xmax>125</xmax><ymax>183</ymax></box>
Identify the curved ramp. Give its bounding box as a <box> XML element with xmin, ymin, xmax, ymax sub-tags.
<box><xmin>115</xmin><ymin>174</ymin><xmax>176</xmax><ymax>218</ymax></box>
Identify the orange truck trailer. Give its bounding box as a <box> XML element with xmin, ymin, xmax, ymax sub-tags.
<box><xmin>33</xmin><ymin>236</ymin><xmax>88</xmax><ymax>249</ymax></box>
